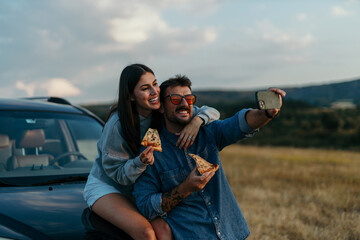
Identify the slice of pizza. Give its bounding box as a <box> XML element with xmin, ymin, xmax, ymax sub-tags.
<box><xmin>141</xmin><ymin>128</ymin><xmax>162</xmax><ymax>152</ymax></box>
<box><xmin>189</xmin><ymin>153</ymin><xmax>219</xmax><ymax>175</ymax></box>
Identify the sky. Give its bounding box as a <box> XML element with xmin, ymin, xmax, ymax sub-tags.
<box><xmin>1</xmin><ymin>0</ymin><xmax>360</xmax><ymax>104</ymax></box>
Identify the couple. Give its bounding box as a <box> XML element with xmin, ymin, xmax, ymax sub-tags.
<box><xmin>84</xmin><ymin>63</ymin><xmax>286</xmax><ymax>240</ymax></box>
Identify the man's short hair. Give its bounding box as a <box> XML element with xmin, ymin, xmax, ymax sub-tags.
<box><xmin>160</xmin><ymin>75</ymin><xmax>192</xmax><ymax>102</ymax></box>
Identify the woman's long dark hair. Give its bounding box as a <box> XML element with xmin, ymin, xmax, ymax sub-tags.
<box><xmin>107</xmin><ymin>64</ymin><xmax>155</xmax><ymax>155</ymax></box>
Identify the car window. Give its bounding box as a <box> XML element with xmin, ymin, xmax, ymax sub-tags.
<box><xmin>0</xmin><ymin>110</ymin><xmax>103</xmax><ymax>185</ymax></box>
<box><xmin>66</xmin><ymin>118</ymin><xmax>102</xmax><ymax>161</ymax></box>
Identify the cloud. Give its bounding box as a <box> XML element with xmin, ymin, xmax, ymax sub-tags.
<box><xmin>15</xmin><ymin>79</ymin><xmax>81</xmax><ymax>97</ymax></box>
<box><xmin>147</xmin><ymin>0</ymin><xmax>222</xmax><ymax>15</ymax></box>
<box><xmin>245</xmin><ymin>21</ymin><xmax>314</xmax><ymax>50</ymax></box>
<box><xmin>36</xmin><ymin>29</ymin><xmax>63</xmax><ymax>54</ymax></box>
<box><xmin>16</xmin><ymin>81</ymin><xmax>36</xmax><ymax>97</ymax></box>
<box><xmin>92</xmin><ymin>2</ymin><xmax>218</xmax><ymax>54</ymax></box>
<box><xmin>94</xmin><ymin>0</ymin><xmax>115</xmax><ymax>10</ymax></box>
<box><xmin>163</xmin><ymin>27</ymin><xmax>217</xmax><ymax>54</ymax></box>
<box><xmin>331</xmin><ymin>6</ymin><xmax>353</xmax><ymax>16</ymax></box>
<box><xmin>296</xmin><ymin>13</ymin><xmax>308</xmax><ymax>22</ymax></box>
<box><xmin>40</xmin><ymin>78</ymin><xmax>81</xmax><ymax>97</ymax></box>
<box><xmin>1</xmin><ymin>0</ymin><xmax>222</xmax><ymax>104</ymax></box>
<box><xmin>203</xmin><ymin>28</ymin><xmax>217</xmax><ymax>42</ymax></box>
<box><xmin>108</xmin><ymin>6</ymin><xmax>167</xmax><ymax>46</ymax></box>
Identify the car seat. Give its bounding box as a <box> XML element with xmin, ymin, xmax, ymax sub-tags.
<box><xmin>8</xmin><ymin>129</ymin><xmax>54</xmax><ymax>170</ymax></box>
<box><xmin>0</xmin><ymin>134</ymin><xmax>11</xmax><ymax>172</ymax></box>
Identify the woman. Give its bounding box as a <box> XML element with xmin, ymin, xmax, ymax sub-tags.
<box><xmin>83</xmin><ymin>64</ymin><xmax>220</xmax><ymax>240</ymax></box>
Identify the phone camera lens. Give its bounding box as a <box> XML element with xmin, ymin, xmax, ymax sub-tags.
<box><xmin>259</xmin><ymin>100</ymin><xmax>265</xmax><ymax>109</ymax></box>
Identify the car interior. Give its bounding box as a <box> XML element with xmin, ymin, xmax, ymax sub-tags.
<box><xmin>0</xmin><ymin>113</ymin><xmax>101</xmax><ymax>173</ymax></box>
<box><xmin>7</xmin><ymin>129</ymin><xmax>53</xmax><ymax>170</ymax></box>
<box><xmin>0</xmin><ymin>134</ymin><xmax>11</xmax><ymax>172</ymax></box>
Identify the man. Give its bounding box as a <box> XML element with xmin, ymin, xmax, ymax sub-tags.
<box><xmin>133</xmin><ymin>75</ymin><xmax>286</xmax><ymax>240</ymax></box>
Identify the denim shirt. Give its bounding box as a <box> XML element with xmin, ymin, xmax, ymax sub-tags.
<box><xmin>133</xmin><ymin>109</ymin><xmax>255</xmax><ymax>240</ymax></box>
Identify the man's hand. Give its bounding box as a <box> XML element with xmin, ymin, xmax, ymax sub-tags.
<box><xmin>266</xmin><ymin>88</ymin><xmax>286</xmax><ymax>118</ymax></box>
<box><xmin>181</xmin><ymin>167</ymin><xmax>215</xmax><ymax>192</ymax></box>
<box><xmin>268</xmin><ymin>87</ymin><xmax>286</xmax><ymax>98</ymax></box>
<box><xmin>246</xmin><ymin>88</ymin><xmax>286</xmax><ymax>129</ymax></box>
<box><xmin>161</xmin><ymin>167</ymin><xmax>215</xmax><ymax>213</ymax></box>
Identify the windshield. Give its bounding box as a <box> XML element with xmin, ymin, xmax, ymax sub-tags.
<box><xmin>0</xmin><ymin>110</ymin><xmax>103</xmax><ymax>185</ymax></box>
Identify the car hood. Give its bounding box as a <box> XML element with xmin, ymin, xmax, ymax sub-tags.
<box><xmin>0</xmin><ymin>183</ymin><xmax>91</xmax><ymax>240</ymax></box>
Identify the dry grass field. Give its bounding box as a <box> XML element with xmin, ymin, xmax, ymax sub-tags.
<box><xmin>220</xmin><ymin>145</ymin><xmax>360</xmax><ymax>240</ymax></box>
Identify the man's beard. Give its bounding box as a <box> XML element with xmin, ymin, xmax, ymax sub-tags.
<box><xmin>164</xmin><ymin>106</ymin><xmax>192</xmax><ymax>126</ymax></box>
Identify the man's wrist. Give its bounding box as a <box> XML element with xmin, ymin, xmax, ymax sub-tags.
<box><xmin>161</xmin><ymin>183</ymin><xmax>190</xmax><ymax>213</ymax></box>
<box><xmin>264</xmin><ymin>109</ymin><xmax>279</xmax><ymax>119</ymax></box>
<box><xmin>178</xmin><ymin>181</ymin><xmax>192</xmax><ymax>196</ymax></box>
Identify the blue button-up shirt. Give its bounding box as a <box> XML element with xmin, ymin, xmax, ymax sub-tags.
<box><xmin>133</xmin><ymin>109</ymin><xmax>255</xmax><ymax>240</ymax></box>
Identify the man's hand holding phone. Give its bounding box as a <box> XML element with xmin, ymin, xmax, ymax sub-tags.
<box><xmin>256</xmin><ymin>88</ymin><xmax>286</xmax><ymax>119</ymax></box>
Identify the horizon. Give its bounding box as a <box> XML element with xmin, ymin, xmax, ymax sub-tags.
<box><xmin>79</xmin><ymin>76</ymin><xmax>360</xmax><ymax>106</ymax></box>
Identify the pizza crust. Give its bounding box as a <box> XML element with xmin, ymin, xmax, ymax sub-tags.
<box><xmin>189</xmin><ymin>153</ymin><xmax>219</xmax><ymax>175</ymax></box>
<box><xmin>141</xmin><ymin>128</ymin><xmax>162</xmax><ymax>152</ymax></box>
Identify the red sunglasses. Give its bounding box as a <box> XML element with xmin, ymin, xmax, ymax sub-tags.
<box><xmin>165</xmin><ymin>94</ymin><xmax>197</xmax><ymax>105</ymax></box>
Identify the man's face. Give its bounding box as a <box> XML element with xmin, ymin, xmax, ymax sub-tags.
<box><xmin>161</xmin><ymin>86</ymin><xmax>194</xmax><ymax>127</ymax></box>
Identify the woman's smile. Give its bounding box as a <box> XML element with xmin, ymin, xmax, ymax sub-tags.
<box><xmin>133</xmin><ymin>72</ymin><xmax>161</xmax><ymax>116</ymax></box>
<box><xmin>149</xmin><ymin>96</ymin><xmax>159</xmax><ymax>104</ymax></box>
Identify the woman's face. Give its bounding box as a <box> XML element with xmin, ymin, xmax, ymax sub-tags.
<box><xmin>132</xmin><ymin>72</ymin><xmax>160</xmax><ymax>117</ymax></box>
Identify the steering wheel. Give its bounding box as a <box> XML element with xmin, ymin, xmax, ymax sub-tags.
<box><xmin>52</xmin><ymin>151</ymin><xmax>87</xmax><ymax>166</ymax></box>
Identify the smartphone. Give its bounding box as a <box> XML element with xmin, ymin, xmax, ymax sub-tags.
<box><xmin>255</xmin><ymin>91</ymin><xmax>282</xmax><ymax>110</ymax></box>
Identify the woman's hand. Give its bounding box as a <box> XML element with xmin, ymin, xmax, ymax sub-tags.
<box><xmin>140</xmin><ymin>146</ymin><xmax>155</xmax><ymax>165</ymax></box>
<box><xmin>176</xmin><ymin>116</ymin><xmax>203</xmax><ymax>150</ymax></box>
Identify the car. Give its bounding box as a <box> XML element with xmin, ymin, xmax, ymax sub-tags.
<box><xmin>0</xmin><ymin>97</ymin><xmax>132</xmax><ymax>240</ymax></box>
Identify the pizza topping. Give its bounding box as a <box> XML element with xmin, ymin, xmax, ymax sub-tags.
<box><xmin>189</xmin><ymin>153</ymin><xmax>219</xmax><ymax>175</ymax></box>
<box><xmin>141</xmin><ymin>128</ymin><xmax>162</xmax><ymax>152</ymax></box>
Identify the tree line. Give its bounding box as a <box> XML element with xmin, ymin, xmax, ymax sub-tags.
<box><xmin>211</xmin><ymin>100</ymin><xmax>360</xmax><ymax>150</ymax></box>
<box><xmin>84</xmin><ymin>100</ymin><xmax>360</xmax><ymax>151</ymax></box>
